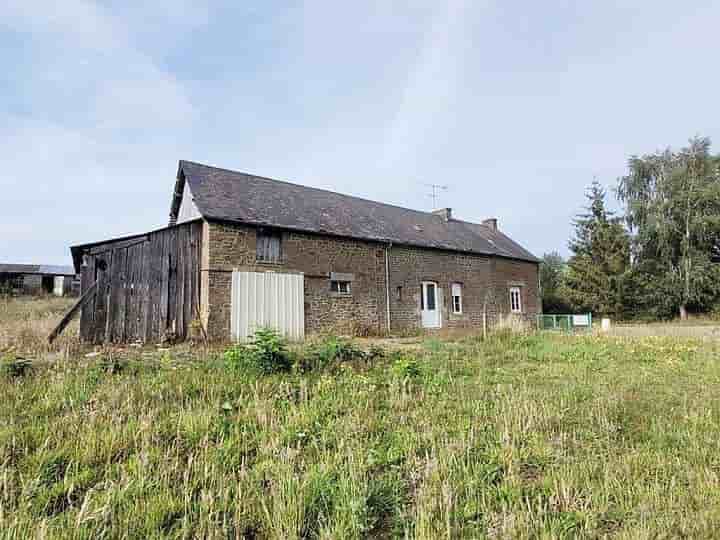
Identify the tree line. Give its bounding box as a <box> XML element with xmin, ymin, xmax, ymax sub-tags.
<box><xmin>541</xmin><ymin>136</ymin><xmax>720</xmax><ymax>320</ymax></box>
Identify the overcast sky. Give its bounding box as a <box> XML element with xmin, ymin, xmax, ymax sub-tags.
<box><xmin>2</xmin><ymin>1</ymin><xmax>719</xmax><ymax>266</ymax></box>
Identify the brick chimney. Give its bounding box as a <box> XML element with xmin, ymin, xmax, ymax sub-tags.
<box><xmin>483</xmin><ymin>218</ymin><xmax>498</xmax><ymax>231</ymax></box>
<box><xmin>432</xmin><ymin>208</ymin><xmax>452</xmax><ymax>222</ymax></box>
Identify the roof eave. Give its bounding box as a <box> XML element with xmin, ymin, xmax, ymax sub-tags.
<box><xmin>169</xmin><ymin>161</ymin><xmax>191</xmax><ymax>224</ymax></box>
<box><xmin>204</xmin><ymin>215</ymin><xmax>539</xmax><ymax>264</ymax></box>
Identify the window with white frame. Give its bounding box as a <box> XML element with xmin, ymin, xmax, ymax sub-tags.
<box><xmin>451</xmin><ymin>283</ymin><xmax>463</xmax><ymax>314</ymax></box>
<box><xmin>330</xmin><ymin>280</ymin><xmax>351</xmax><ymax>294</ymax></box>
<box><xmin>510</xmin><ymin>286</ymin><xmax>522</xmax><ymax>313</ymax></box>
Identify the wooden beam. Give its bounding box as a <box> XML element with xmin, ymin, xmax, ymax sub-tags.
<box><xmin>48</xmin><ymin>281</ymin><xmax>98</xmax><ymax>344</ymax></box>
<box><xmin>79</xmin><ymin>256</ymin><xmax>95</xmax><ymax>341</ymax></box>
<box><xmin>94</xmin><ymin>252</ymin><xmax>111</xmax><ymax>344</ymax></box>
<box><xmin>87</xmin><ymin>237</ymin><xmax>147</xmax><ymax>256</ymax></box>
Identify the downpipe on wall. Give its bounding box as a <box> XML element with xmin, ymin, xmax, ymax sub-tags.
<box><xmin>385</xmin><ymin>242</ymin><xmax>392</xmax><ymax>335</ymax></box>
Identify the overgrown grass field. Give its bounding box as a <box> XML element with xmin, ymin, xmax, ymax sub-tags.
<box><xmin>2</xmin><ymin>299</ymin><xmax>720</xmax><ymax>538</ymax></box>
<box><xmin>0</xmin><ymin>295</ymin><xmax>78</xmax><ymax>355</ymax></box>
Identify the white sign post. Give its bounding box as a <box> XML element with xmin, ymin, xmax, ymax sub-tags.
<box><xmin>572</xmin><ymin>314</ymin><xmax>590</xmax><ymax>327</ymax></box>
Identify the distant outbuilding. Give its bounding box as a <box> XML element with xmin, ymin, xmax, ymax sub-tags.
<box><xmin>0</xmin><ymin>264</ymin><xmax>78</xmax><ymax>296</ymax></box>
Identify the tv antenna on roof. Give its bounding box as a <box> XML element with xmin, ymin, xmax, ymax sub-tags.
<box><xmin>425</xmin><ymin>183</ymin><xmax>448</xmax><ymax>209</ymax></box>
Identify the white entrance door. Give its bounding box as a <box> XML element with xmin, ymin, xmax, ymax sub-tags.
<box><xmin>421</xmin><ymin>281</ymin><xmax>441</xmax><ymax>328</ymax></box>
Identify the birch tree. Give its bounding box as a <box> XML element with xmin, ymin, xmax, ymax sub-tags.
<box><xmin>618</xmin><ymin>137</ymin><xmax>720</xmax><ymax>319</ymax></box>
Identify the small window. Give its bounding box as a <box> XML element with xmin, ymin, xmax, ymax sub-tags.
<box><xmin>451</xmin><ymin>283</ymin><xmax>462</xmax><ymax>314</ymax></box>
<box><xmin>510</xmin><ymin>286</ymin><xmax>522</xmax><ymax>313</ymax></box>
<box><xmin>331</xmin><ymin>280</ymin><xmax>351</xmax><ymax>294</ymax></box>
<box><xmin>396</xmin><ymin>286</ymin><xmax>402</xmax><ymax>301</ymax></box>
<box><xmin>256</xmin><ymin>231</ymin><xmax>281</xmax><ymax>263</ymax></box>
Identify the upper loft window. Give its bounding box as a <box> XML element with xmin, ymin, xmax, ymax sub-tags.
<box><xmin>256</xmin><ymin>230</ymin><xmax>282</xmax><ymax>263</ymax></box>
<box><xmin>510</xmin><ymin>286</ymin><xmax>522</xmax><ymax>313</ymax></box>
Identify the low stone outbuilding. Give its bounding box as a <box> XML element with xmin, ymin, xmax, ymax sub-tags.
<box><xmin>71</xmin><ymin>161</ymin><xmax>540</xmax><ymax>343</ymax></box>
<box><xmin>0</xmin><ymin>264</ymin><xmax>78</xmax><ymax>296</ymax></box>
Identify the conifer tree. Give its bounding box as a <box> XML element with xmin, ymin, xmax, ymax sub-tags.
<box><xmin>563</xmin><ymin>181</ymin><xmax>630</xmax><ymax>317</ymax></box>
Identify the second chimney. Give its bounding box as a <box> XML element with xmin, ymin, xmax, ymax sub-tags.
<box><xmin>483</xmin><ymin>218</ymin><xmax>498</xmax><ymax>231</ymax></box>
<box><xmin>432</xmin><ymin>208</ymin><xmax>452</xmax><ymax>222</ymax></box>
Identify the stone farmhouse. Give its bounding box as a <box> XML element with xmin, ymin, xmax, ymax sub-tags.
<box><xmin>71</xmin><ymin>161</ymin><xmax>539</xmax><ymax>343</ymax></box>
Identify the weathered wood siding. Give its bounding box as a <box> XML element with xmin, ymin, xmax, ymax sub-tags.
<box><xmin>78</xmin><ymin>222</ymin><xmax>202</xmax><ymax>343</ymax></box>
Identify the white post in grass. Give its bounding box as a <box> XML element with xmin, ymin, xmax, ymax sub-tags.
<box><xmin>482</xmin><ymin>307</ymin><xmax>487</xmax><ymax>340</ymax></box>
<box><xmin>601</xmin><ymin>318</ymin><xmax>612</xmax><ymax>333</ymax></box>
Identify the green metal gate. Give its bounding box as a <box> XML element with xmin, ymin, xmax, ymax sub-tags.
<box><xmin>537</xmin><ymin>313</ymin><xmax>593</xmax><ymax>332</ymax></box>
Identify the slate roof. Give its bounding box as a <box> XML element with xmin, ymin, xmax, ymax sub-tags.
<box><xmin>172</xmin><ymin>160</ymin><xmax>538</xmax><ymax>263</ymax></box>
<box><xmin>0</xmin><ymin>264</ymin><xmax>76</xmax><ymax>276</ymax></box>
<box><xmin>39</xmin><ymin>265</ymin><xmax>77</xmax><ymax>276</ymax></box>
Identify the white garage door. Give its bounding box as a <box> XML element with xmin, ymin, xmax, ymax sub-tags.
<box><xmin>230</xmin><ymin>271</ymin><xmax>305</xmax><ymax>341</ymax></box>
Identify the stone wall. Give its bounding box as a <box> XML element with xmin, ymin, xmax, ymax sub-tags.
<box><xmin>283</xmin><ymin>231</ymin><xmax>386</xmax><ymax>335</ymax></box>
<box><xmin>491</xmin><ymin>258</ymin><xmax>541</xmax><ymax>325</ymax></box>
<box><xmin>203</xmin><ymin>221</ymin><xmax>255</xmax><ymax>340</ymax></box>
<box><xmin>201</xmin><ymin>220</ymin><xmax>386</xmax><ymax>340</ymax></box>
<box><xmin>200</xmin><ymin>219</ymin><xmax>540</xmax><ymax>340</ymax></box>
<box><xmin>386</xmin><ymin>245</ymin><xmax>494</xmax><ymax>331</ymax></box>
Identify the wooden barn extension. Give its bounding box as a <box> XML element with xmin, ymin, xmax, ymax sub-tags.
<box><xmin>70</xmin><ymin>221</ymin><xmax>202</xmax><ymax>344</ymax></box>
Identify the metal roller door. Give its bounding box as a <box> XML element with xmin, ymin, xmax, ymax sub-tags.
<box><xmin>230</xmin><ymin>271</ymin><xmax>304</xmax><ymax>341</ymax></box>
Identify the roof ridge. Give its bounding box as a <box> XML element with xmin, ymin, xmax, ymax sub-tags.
<box><xmin>178</xmin><ymin>160</ymin><xmax>538</xmax><ymax>263</ymax></box>
<box><xmin>180</xmin><ymin>160</ymin><xmax>491</xmax><ymax>227</ymax></box>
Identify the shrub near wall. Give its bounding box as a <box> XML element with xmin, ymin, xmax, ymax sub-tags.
<box><xmin>224</xmin><ymin>328</ymin><xmax>294</xmax><ymax>375</ymax></box>
<box><xmin>224</xmin><ymin>329</ymin><xmax>381</xmax><ymax>375</ymax></box>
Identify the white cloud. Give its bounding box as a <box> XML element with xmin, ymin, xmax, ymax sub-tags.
<box><xmin>380</xmin><ymin>0</ymin><xmax>477</xmax><ymax>172</ymax></box>
<box><xmin>2</xmin><ymin>0</ymin><xmax>110</xmax><ymax>42</ymax></box>
<box><xmin>0</xmin><ymin>0</ymin><xmax>194</xmax><ymax>264</ymax></box>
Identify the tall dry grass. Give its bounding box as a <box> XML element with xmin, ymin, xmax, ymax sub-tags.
<box><xmin>493</xmin><ymin>313</ymin><xmax>533</xmax><ymax>333</ymax></box>
<box><xmin>2</xmin><ymin>321</ymin><xmax>720</xmax><ymax>538</ymax></box>
<box><xmin>0</xmin><ymin>295</ymin><xmax>79</xmax><ymax>356</ymax></box>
